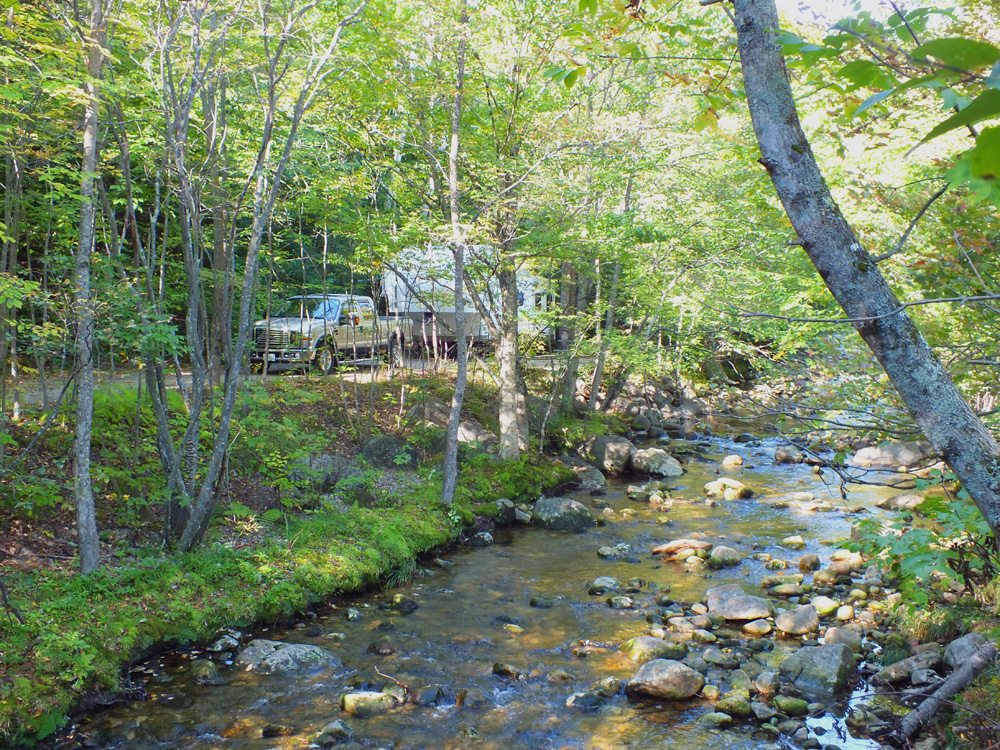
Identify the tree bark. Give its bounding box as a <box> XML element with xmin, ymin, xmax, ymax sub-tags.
<box><xmin>73</xmin><ymin>0</ymin><xmax>106</xmax><ymax>575</ymax></box>
<box><xmin>441</xmin><ymin>1</ymin><xmax>469</xmax><ymax>506</ymax></box>
<box><xmin>497</xmin><ymin>262</ymin><xmax>520</xmax><ymax>459</ymax></box>
<box><xmin>732</xmin><ymin>0</ymin><xmax>1000</xmax><ymax>535</ymax></box>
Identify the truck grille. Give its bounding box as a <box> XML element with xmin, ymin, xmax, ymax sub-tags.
<box><xmin>254</xmin><ymin>328</ymin><xmax>290</xmax><ymax>351</ymax></box>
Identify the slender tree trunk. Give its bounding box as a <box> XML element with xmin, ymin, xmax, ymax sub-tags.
<box><xmin>441</xmin><ymin>1</ymin><xmax>468</xmax><ymax>506</ymax></box>
<box><xmin>205</xmin><ymin>78</ymin><xmax>231</xmax><ymax>385</ymax></box>
<box><xmin>497</xmin><ymin>262</ymin><xmax>520</xmax><ymax>459</ymax></box>
<box><xmin>733</xmin><ymin>0</ymin><xmax>1000</xmax><ymax>534</ymax></box>
<box><xmin>73</xmin><ymin>0</ymin><xmax>106</xmax><ymax>575</ymax></box>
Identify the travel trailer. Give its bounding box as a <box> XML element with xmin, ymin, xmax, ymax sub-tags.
<box><xmin>382</xmin><ymin>245</ymin><xmax>554</xmax><ymax>350</ymax></box>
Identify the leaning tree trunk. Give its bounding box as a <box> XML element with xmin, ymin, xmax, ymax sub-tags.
<box><xmin>732</xmin><ymin>0</ymin><xmax>1000</xmax><ymax>534</ymax></box>
<box><xmin>73</xmin><ymin>0</ymin><xmax>106</xmax><ymax>575</ymax></box>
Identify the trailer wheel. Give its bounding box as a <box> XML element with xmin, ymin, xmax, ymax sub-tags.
<box><xmin>314</xmin><ymin>345</ymin><xmax>338</xmax><ymax>375</ymax></box>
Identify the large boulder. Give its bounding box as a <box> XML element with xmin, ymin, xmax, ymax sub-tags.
<box><xmin>237</xmin><ymin>639</ymin><xmax>341</xmax><ymax>675</ymax></box>
<box><xmin>630</xmin><ymin>448</ymin><xmax>684</xmax><ymax>478</ymax></box>
<box><xmin>944</xmin><ymin>633</ymin><xmax>988</xmax><ymax>670</ymax></box>
<box><xmin>625</xmin><ymin>659</ymin><xmax>705</xmax><ymax>700</ymax></box>
<box><xmin>360</xmin><ymin>436</ymin><xmax>417</xmax><ymax>468</ymax></box>
<box><xmin>705</xmin><ymin>584</ymin><xmax>771</xmax><ymax>621</ymax></box>
<box><xmin>405</xmin><ymin>398</ymin><xmax>498</xmax><ymax>446</ymax></box>
<box><xmin>290</xmin><ymin>453</ymin><xmax>358</xmax><ymax>491</ymax></box>
<box><xmin>532</xmin><ymin>496</ymin><xmax>596</xmax><ymax>531</ymax></box>
<box><xmin>551</xmin><ymin>456</ymin><xmax>607</xmax><ymax>490</ymax></box>
<box><xmin>579</xmin><ymin>434</ymin><xmax>636</xmax><ymax>475</ymax></box>
<box><xmin>779</xmin><ymin>643</ymin><xmax>856</xmax><ymax>696</ymax></box>
<box><xmin>851</xmin><ymin>441</ymin><xmax>933</xmax><ymax>468</ymax></box>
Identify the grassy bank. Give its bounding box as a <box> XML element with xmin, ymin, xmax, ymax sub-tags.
<box><xmin>0</xmin><ymin>371</ymin><xmax>576</xmax><ymax>747</ymax></box>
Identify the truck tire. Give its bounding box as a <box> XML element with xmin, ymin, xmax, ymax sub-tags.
<box><xmin>314</xmin><ymin>345</ymin><xmax>338</xmax><ymax>375</ymax></box>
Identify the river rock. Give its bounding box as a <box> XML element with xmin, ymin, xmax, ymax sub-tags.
<box><xmin>824</xmin><ymin>626</ymin><xmax>863</xmax><ymax>652</ymax></box>
<box><xmin>567</xmin><ymin>677</ymin><xmax>623</xmax><ymax>711</ymax></box>
<box><xmin>700</xmin><ymin>711</ymin><xmax>734</xmax><ymax>728</ymax></box>
<box><xmin>873</xmin><ymin>650</ymin><xmax>943</xmax><ymax>684</ymax></box>
<box><xmin>743</xmin><ymin>619</ymin><xmax>772</xmax><ymax>636</ymax></box>
<box><xmin>704</xmin><ymin>477</ymin><xmax>753</xmax><ymax>499</ymax></box>
<box><xmin>780</xmin><ymin>535</ymin><xmax>807</xmax><ymax>550</ymax></box>
<box><xmin>944</xmin><ymin>632</ymin><xmax>987</xmax><ymax>670</ymax></box>
<box><xmin>810</xmin><ymin>596</ymin><xmax>839</xmax><ymax>616</ymax></box>
<box><xmin>754</xmin><ymin>670</ymin><xmax>781</xmax><ymax>696</ymax></box>
<box><xmin>773</xmin><ymin>695</ymin><xmax>809</xmax><ymax>716</ymax></box>
<box><xmin>779</xmin><ymin>643</ymin><xmax>856</xmax><ymax>695</ymax></box>
<box><xmin>775</xmin><ymin>445</ymin><xmax>805</xmax><ymax>464</ymax></box>
<box><xmin>579</xmin><ymin>434</ymin><xmax>636</xmax><ymax>475</ymax></box>
<box><xmin>799</xmin><ymin>553</ymin><xmax>821</xmax><ymax>572</ymax></box>
<box><xmin>625</xmin><ymin>659</ymin><xmax>705</xmax><ymax>700</ymax></box>
<box><xmin>722</xmin><ymin>454</ymin><xmax>744</xmax><ymax>469</ymax></box>
<box><xmin>237</xmin><ymin>639</ymin><xmax>341</xmax><ymax>675</ymax></box>
<box><xmin>875</xmin><ymin>493</ymin><xmax>925</xmax><ymax>511</ymax></box>
<box><xmin>707</xmin><ymin>545</ymin><xmax>743</xmax><ymax>569</ymax></box>
<box><xmin>653</xmin><ymin>538</ymin><xmax>713</xmax><ymax>559</ymax></box>
<box><xmin>703</xmin><ymin>648</ymin><xmax>739</xmax><ymax>668</ymax></box>
<box><xmin>705</xmin><ymin>584</ymin><xmax>771</xmax><ymax>621</ymax></box>
<box><xmin>340</xmin><ymin>691</ymin><xmax>398</xmax><ymax>716</ymax></box>
<box><xmin>776</xmin><ymin>605</ymin><xmax>819</xmax><ymax>635</ymax></box>
<box><xmin>751</xmin><ymin>701</ymin><xmax>778</xmax><ymax>721</ymax></box>
<box><xmin>851</xmin><ymin>441</ymin><xmax>933</xmax><ymax>468</ymax></box>
<box><xmin>620</xmin><ymin>636</ymin><xmax>687</xmax><ymax>663</ymax></box>
<box><xmin>551</xmin><ymin>456</ymin><xmax>607</xmax><ymax>490</ymax></box>
<box><xmin>631</xmin><ymin>447</ymin><xmax>684</xmax><ymax>477</ymax></box>
<box><xmin>532</xmin><ymin>496</ymin><xmax>595</xmax><ymax>531</ymax></box>
<box><xmin>315</xmin><ymin>719</ymin><xmax>352</xmax><ymax>745</ymax></box>
<box><xmin>716</xmin><ymin>692</ymin><xmax>753</xmax><ymax>719</ymax></box>
<box><xmin>589</xmin><ymin>576</ymin><xmax>620</xmax><ymax>595</ymax></box>
<box><xmin>466</xmin><ymin>531</ymin><xmax>494</xmax><ymax>547</ymax></box>
<box><xmin>189</xmin><ymin>659</ymin><xmax>224</xmax><ymax>686</ymax></box>
<box><xmin>598</xmin><ymin>543</ymin><xmax>632</xmax><ymax>560</ymax></box>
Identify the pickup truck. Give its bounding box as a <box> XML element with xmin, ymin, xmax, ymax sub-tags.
<box><xmin>250</xmin><ymin>294</ymin><xmax>407</xmax><ymax>373</ymax></box>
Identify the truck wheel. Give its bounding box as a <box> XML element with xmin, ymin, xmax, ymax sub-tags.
<box><xmin>314</xmin><ymin>345</ymin><xmax>338</xmax><ymax>375</ymax></box>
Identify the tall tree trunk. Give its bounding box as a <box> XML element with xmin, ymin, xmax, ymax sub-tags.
<box><xmin>441</xmin><ymin>1</ymin><xmax>468</xmax><ymax>506</ymax></box>
<box><xmin>733</xmin><ymin>0</ymin><xmax>1000</xmax><ymax>534</ymax></box>
<box><xmin>205</xmin><ymin>77</ymin><xmax>231</xmax><ymax>385</ymax></box>
<box><xmin>496</xmin><ymin>261</ymin><xmax>520</xmax><ymax>459</ymax></box>
<box><xmin>73</xmin><ymin>0</ymin><xmax>106</xmax><ymax>575</ymax></box>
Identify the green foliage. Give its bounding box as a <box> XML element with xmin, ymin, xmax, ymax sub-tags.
<box><xmin>851</xmin><ymin>470</ymin><xmax>999</xmax><ymax>609</ymax></box>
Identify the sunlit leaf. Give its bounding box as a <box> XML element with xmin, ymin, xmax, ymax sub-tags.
<box><xmin>970</xmin><ymin>126</ymin><xmax>1000</xmax><ymax>181</ymax></box>
<box><xmin>913</xmin><ymin>37</ymin><xmax>1000</xmax><ymax>71</ymax></box>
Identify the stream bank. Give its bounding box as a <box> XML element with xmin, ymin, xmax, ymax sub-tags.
<box><xmin>59</xmin><ymin>426</ymin><xmax>993</xmax><ymax>750</ymax></box>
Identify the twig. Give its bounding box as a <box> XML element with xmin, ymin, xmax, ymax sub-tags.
<box><xmin>373</xmin><ymin>666</ymin><xmax>411</xmax><ymax>700</ymax></box>
<box><xmin>0</xmin><ymin>576</ymin><xmax>27</xmax><ymax>625</ymax></box>
<box><xmin>872</xmin><ymin>183</ymin><xmax>949</xmax><ymax>262</ymax></box>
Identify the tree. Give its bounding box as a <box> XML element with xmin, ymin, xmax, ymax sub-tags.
<box><xmin>72</xmin><ymin>0</ymin><xmax>109</xmax><ymax>574</ymax></box>
<box><xmin>728</xmin><ymin>0</ymin><xmax>1000</xmax><ymax>535</ymax></box>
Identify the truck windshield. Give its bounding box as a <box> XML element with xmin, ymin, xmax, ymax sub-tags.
<box><xmin>277</xmin><ymin>297</ymin><xmax>341</xmax><ymax>320</ymax></box>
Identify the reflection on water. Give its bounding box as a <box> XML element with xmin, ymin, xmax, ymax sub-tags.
<box><xmin>82</xmin><ymin>435</ymin><xmax>897</xmax><ymax>750</ymax></box>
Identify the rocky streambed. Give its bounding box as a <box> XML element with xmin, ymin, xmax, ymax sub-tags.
<box><xmin>71</xmin><ymin>431</ymin><xmax>975</xmax><ymax>750</ymax></box>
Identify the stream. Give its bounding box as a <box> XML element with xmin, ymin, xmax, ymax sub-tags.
<box><xmin>77</xmin><ymin>432</ymin><xmax>906</xmax><ymax>750</ymax></box>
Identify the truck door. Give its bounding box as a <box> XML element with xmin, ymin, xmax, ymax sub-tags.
<box><xmin>336</xmin><ymin>299</ymin><xmax>361</xmax><ymax>358</ymax></box>
<box><xmin>358</xmin><ymin>300</ymin><xmax>376</xmax><ymax>353</ymax></box>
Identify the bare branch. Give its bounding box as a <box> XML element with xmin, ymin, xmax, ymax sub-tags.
<box><xmin>872</xmin><ymin>182</ymin><xmax>949</xmax><ymax>263</ymax></box>
<box><xmin>736</xmin><ymin>295</ymin><xmax>1000</xmax><ymax>324</ymax></box>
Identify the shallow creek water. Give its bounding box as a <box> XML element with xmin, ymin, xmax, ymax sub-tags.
<box><xmin>81</xmin><ymin>434</ymin><xmax>905</xmax><ymax>750</ymax></box>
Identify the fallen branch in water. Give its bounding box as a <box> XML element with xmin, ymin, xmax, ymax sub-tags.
<box><xmin>373</xmin><ymin>666</ymin><xmax>412</xmax><ymax>701</ymax></box>
<box><xmin>894</xmin><ymin>641</ymin><xmax>998</xmax><ymax>743</ymax></box>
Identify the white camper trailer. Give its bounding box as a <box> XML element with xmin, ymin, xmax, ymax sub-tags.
<box><xmin>382</xmin><ymin>245</ymin><xmax>491</xmax><ymax>347</ymax></box>
<box><xmin>382</xmin><ymin>245</ymin><xmax>555</xmax><ymax>350</ymax></box>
